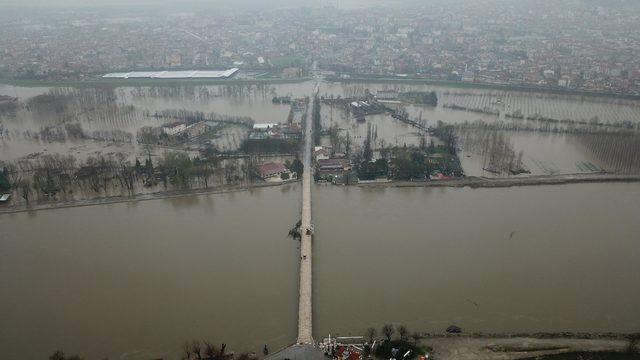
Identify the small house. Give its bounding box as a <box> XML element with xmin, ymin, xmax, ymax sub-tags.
<box><xmin>258</xmin><ymin>162</ymin><xmax>291</xmax><ymax>182</ymax></box>
<box><xmin>162</xmin><ymin>121</ymin><xmax>187</xmax><ymax>135</ymax></box>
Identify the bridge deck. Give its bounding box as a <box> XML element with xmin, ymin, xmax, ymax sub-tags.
<box><xmin>296</xmin><ymin>84</ymin><xmax>316</xmax><ymax>345</ymax></box>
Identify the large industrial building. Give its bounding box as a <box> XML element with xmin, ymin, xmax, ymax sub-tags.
<box><xmin>102</xmin><ymin>68</ymin><xmax>239</xmax><ymax>79</ymax></box>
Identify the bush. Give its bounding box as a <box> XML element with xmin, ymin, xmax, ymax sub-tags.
<box><xmin>375</xmin><ymin>340</ymin><xmax>425</xmax><ymax>360</ymax></box>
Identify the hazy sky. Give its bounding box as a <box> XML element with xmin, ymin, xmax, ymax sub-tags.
<box><xmin>1</xmin><ymin>0</ymin><xmax>396</xmax><ymax>8</ymax></box>
<box><xmin>0</xmin><ymin>0</ymin><xmax>369</xmax><ymax>6</ymax></box>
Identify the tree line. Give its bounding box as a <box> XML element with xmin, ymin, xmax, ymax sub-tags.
<box><xmin>456</xmin><ymin>127</ymin><xmax>526</xmax><ymax>175</ymax></box>
<box><xmin>576</xmin><ymin>132</ymin><xmax>640</xmax><ymax>174</ymax></box>
<box><xmin>2</xmin><ymin>151</ymin><xmax>257</xmax><ymax>205</ymax></box>
<box><xmin>147</xmin><ymin>109</ymin><xmax>254</xmax><ymax>127</ymax></box>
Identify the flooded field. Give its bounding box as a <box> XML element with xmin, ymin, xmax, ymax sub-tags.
<box><xmin>0</xmin><ymin>84</ymin><xmax>302</xmax><ymax>162</ymax></box>
<box><xmin>1</xmin><ymin>81</ymin><xmax>640</xmax><ymax>358</ymax></box>
<box><xmin>459</xmin><ymin>132</ymin><xmax>606</xmax><ymax>177</ymax></box>
<box><xmin>2</xmin><ymin>183</ymin><xmax>640</xmax><ymax>359</ymax></box>
<box><xmin>2</xmin><ymin>81</ymin><xmax>640</xmax><ymax>176</ymax></box>
<box><xmin>318</xmin><ymin>82</ymin><xmax>640</xmax><ymax>126</ymax></box>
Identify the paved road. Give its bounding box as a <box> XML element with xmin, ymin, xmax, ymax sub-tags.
<box><xmin>296</xmin><ymin>82</ymin><xmax>319</xmax><ymax>344</ymax></box>
<box><xmin>265</xmin><ymin>343</ymin><xmax>325</xmax><ymax>360</ymax></box>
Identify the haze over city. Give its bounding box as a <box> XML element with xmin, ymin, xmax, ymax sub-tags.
<box><xmin>1</xmin><ymin>1</ymin><xmax>639</xmax><ymax>360</ymax></box>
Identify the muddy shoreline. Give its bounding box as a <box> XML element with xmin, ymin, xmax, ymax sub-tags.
<box><xmin>0</xmin><ymin>181</ymin><xmax>296</xmax><ymax>215</ymax></box>
<box><xmin>357</xmin><ymin>173</ymin><xmax>640</xmax><ymax>189</ymax></box>
<box><xmin>421</xmin><ymin>334</ymin><xmax>635</xmax><ymax>360</ymax></box>
<box><xmin>3</xmin><ymin>173</ymin><xmax>639</xmax><ymax>215</ymax></box>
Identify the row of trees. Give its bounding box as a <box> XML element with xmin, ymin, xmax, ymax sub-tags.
<box><xmin>366</xmin><ymin>324</ymin><xmax>421</xmax><ymax>344</ymax></box>
<box><xmin>454</xmin><ymin>119</ymin><xmax>639</xmax><ymax>135</ymax></box>
<box><xmin>129</xmin><ymin>83</ymin><xmax>274</xmax><ymax>101</ymax></box>
<box><xmin>181</xmin><ymin>340</ymin><xmax>255</xmax><ymax>360</ymax></box>
<box><xmin>577</xmin><ymin>132</ymin><xmax>640</xmax><ymax>174</ymax></box>
<box><xmin>10</xmin><ymin>123</ymin><xmax>133</xmax><ymax>143</ymax></box>
<box><xmin>147</xmin><ymin>109</ymin><xmax>254</xmax><ymax>127</ymax></box>
<box><xmin>327</xmin><ymin>125</ymin><xmax>352</xmax><ymax>157</ymax></box>
<box><xmin>48</xmin><ymin>339</ymin><xmax>256</xmax><ymax>360</ymax></box>
<box><xmin>26</xmin><ymin>88</ymin><xmax>117</xmax><ymax>116</ymax></box>
<box><xmin>457</xmin><ymin>127</ymin><xmax>525</xmax><ymax>175</ymax></box>
<box><xmin>2</xmin><ymin>151</ymin><xmax>257</xmax><ymax>205</ymax></box>
<box><xmin>362</xmin><ymin>325</ymin><xmax>426</xmax><ymax>360</ymax></box>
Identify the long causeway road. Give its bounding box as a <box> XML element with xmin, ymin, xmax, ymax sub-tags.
<box><xmin>265</xmin><ymin>83</ymin><xmax>322</xmax><ymax>360</ymax></box>
<box><xmin>296</xmin><ymin>83</ymin><xmax>317</xmax><ymax>345</ymax></box>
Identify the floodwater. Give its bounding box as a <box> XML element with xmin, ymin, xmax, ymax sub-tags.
<box><xmin>2</xmin><ymin>183</ymin><xmax>640</xmax><ymax>359</ymax></box>
<box><xmin>2</xmin><ymin>81</ymin><xmax>640</xmax><ymax>358</ymax></box>
<box><xmin>3</xmin><ymin>81</ymin><xmax>640</xmax><ymax>164</ymax></box>
<box><xmin>0</xmin><ymin>186</ymin><xmax>301</xmax><ymax>360</ymax></box>
<box><xmin>459</xmin><ymin>132</ymin><xmax>607</xmax><ymax>177</ymax></box>
<box><xmin>313</xmin><ymin>183</ymin><xmax>640</xmax><ymax>337</ymax></box>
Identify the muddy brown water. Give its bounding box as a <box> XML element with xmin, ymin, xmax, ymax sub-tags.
<box><xmin>2</xmin><ymin>182</ymin><xmax>640</xmax><ymax>359</ymax></box>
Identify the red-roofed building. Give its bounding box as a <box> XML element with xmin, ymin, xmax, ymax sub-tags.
<box><xmin>317</xmin><ymin>158</ymin><xmax>352</xmax><ymax>175</ymax></box>
<box><xmin>335</xmin><ymin>345</ymin><xmax>361</xmax><ymax>360</ymax></box>
<box><xmin>258</xmin><ymin>162</ymin><xmax>290</xmax><ymax>181</ymax></box>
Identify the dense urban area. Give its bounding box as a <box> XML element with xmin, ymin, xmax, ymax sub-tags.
<box><xmin>1</xmin><ymin>0</ymin><xmax>640</xmax><ymax>95</ymax></box>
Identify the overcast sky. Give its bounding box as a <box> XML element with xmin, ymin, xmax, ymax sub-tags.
<box><xmin>1</xmin><ymin>0</ymin><xmax>397</xmax><ymax>9</ymax></box>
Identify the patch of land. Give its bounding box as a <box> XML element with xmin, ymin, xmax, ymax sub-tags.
<box><xmin>0</xmin><ymin>181</ymin><xmax>297</xmax><ymax>214</ymax></box>
<box><xmin>357</xmin><ymin>173</ymin><xmax>640</xmax><ymax>189</ymax></box>
<box><xmin>424</xmin><ymin>335</ymin><xmax>632</xmax><ymax>360</ymax></box>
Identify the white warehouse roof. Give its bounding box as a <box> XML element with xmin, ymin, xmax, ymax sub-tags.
<box><xmin>102</xmin><ymin>68</ymin><xmax>239</xmax><ymax>79</ymax></box>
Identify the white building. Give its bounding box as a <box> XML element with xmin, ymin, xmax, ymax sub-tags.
<box><xmin>162</xmin><ymin>122</ymin><xmax>187</xmax><ymax>135</ymax></box>
<box><xmin>253</xmin><ymin>123</ymin><xmax>279</xmax><ymax>131</ymax></box>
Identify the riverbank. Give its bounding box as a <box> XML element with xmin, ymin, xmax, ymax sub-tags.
<box><xmin>4</xmin><ymin>173</ymin><xmax>639</xmax><ymax>214</ymax></box>
<box><xmin>325</xmin><ymin>76</ymin><xmax>640</xmax><ymax>100</ymax></box>
<box><xmin>0</xmin><ymin>181</ymin><xmax>297</xmax><ymax>215</ymax></box>
<box><xmin>422</xmin><ymin>334</ymin><xmax>634</xmax><ymax>360</ymax></box>
<box><xmin>356</xmin><ymin>173</ymin><xmax>640</xmax><ymax>189</ymax></box>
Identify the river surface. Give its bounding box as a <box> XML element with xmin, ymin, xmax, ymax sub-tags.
<box><xmin>0</xmin><ymin>186</ymin><xmax>301</xmax><ymax>360</ymax></box>
<box><xmin>2</xmin><ymin>183</ymin><xmax>640</xmax><ymax>359</ymax></box>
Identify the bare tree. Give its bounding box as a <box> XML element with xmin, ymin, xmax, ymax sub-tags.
<box><xmin>16</xmin><ymin>179</ymin><xmax>32</xmax><ymax>205</ymax></box>
<box><xmin>366</xmin><ymin>327</ymin><xmax>377</xmax><ymax>343</ymax></box>
<box><xmin>397</xmin><ymin>325</ymin><xmax>408</xmax><ymax>341</ymax></box>
<box><xmin>410</xmin><ymin>332</ymin><xmax>421</xmax><ymax>345</ymax></box>
<box><xmin>627</xmin><ymin>333</ymin><xmax>640</xmax><ymax>354</ymax></box>
<box><xmin>182</xmin><ymin>341</ymin><xmax>192</xmax><ymax>360</ymax></box>
<box><xmin>191</xmin><ymin>340</ymin><xmax>202</xmax><ymax>360</ymax></box>
<box><xmin>203</xmin><ymin>341</ymin><xmax>218</xmax><ymax>360</ymax></box>
<box><xmin>382</xmin><ymin>324</ymin><xmax>394</xmax><ymax>341</ymax></box>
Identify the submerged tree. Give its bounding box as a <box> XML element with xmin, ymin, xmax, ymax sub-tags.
<box><xmin>49</xmin><ymin>350</ymin><xmax>84</xmax><ymax>360</ymax></box>
<box><xmin>288</xmin><ymin>219</ymin><xmax>302</xmax><ymax>241</ymax></box>
<box><xmin>397</xmin><ymin>325</ymin><xmax>409</xmax><ymax>341</ymax></box>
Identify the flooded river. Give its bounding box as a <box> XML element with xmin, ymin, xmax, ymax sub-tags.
<box><xmin>0</xmin><ymin>186</ymin><xmax>301</xmax><ymax>360</ymax></box>
<box><xmin>2</xmin><ymin>80</ymin><xmax>640</xmax><ymax>358</ymax></box>
<box><xmin>2</xmin><ymin>183</ymin><xmax>640</xmax><ymax>359</ymax></box>
<box><xmin>314</xmin><ymin>183</ymin><xmax>640</xmax><ymax>337</ymax></box>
